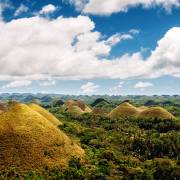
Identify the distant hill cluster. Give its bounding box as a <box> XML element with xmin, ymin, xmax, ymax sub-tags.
<box><xmin>108</xmin><ymin>102</ymin><xmax>175</xmax><ymax>120</ymax></box>
<box><xmin>0</xmin><ymin>93</ymin><xmax>179</xmax><ymax>106</ymax></box>
<box><xmin>59</xmin><ymin>99</ymin><xmax>175</xmax><ymax>120</ymax></box>
<box><xmin>0</xmin><ymin>93</ymin><xmax>178</xmax><ymax>118</ymax></box>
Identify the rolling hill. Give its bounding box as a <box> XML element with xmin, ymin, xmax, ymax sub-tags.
<box><xmin>138</xmin><ymin>107</ymin><xmax>175</xmax><ymax>120</ymax></box>
<box><xmin>109</xmin><ymin>101</ymin><xmax>175</xmax><ymax>120</ymax></box>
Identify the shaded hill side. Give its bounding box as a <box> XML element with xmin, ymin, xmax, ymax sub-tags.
<box><xmin>0</xmin><ymin>103</ymin><xmax>84</xmax><ymax>175</ymax></box>
<box><xmin>53</xmin><ymin>99</ymin><xmax>64</xmax><ymax>107</ymax></box>
<box><xmin>91</xmin><ymin>98</ymin><xmax>110</xmax><ymax>107</ymax></box>
<box><xmin>28</xmin><ymin>103</ymin><xmax>63</xmax><ymax>126</ymax></box>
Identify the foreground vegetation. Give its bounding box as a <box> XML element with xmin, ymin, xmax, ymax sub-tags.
<box><xmin>51</xmin><ymin>112</ymin><xmax>179</xmax><ymax>180</ymax></box>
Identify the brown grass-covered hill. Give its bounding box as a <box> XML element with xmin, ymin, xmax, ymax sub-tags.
<box><xmin>0</xmin><ymin>102</ymin><xmax>84</xmax><ymax>175</ymax></box>
<box><xmin>109</xmin><ymin>102</ymin><xmax>175</xmax><ymax>120</ymax></box>
<box><xmin>64</xmin><ymin>100</ymin><xmax>92</xmax><ymax>115</ymax></box>
<box><xmin>138</xmin><ymin>106</ymin><xmax>149</xmax><ymax>112</ymax></box>
<box><xmin>28</xmin><ymin>103</ymin><xmax>63</xmax><ymax>126</ymax></box>
<box><xmin>109</xmin><ymin>102</ymin><xmax>139</xmax><ymax>119</ymax></box>
<box><xmin>138</xmin><ymin>107</ymin><xmax>175</xmax><ymax>120</ymax></box>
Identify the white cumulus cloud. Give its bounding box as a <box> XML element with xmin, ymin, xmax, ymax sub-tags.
<box><xmin>68</xmin><ymin>0</ymin><xmax>88</xmax><ymax>10</ymax></box>
<box><xmin>110</xmin><ymin>81</ymin><xmax>125</xmax><ymax>94</ymax></box>
<box><xmin>69</xmin><ymin>0</ymin><xmax>180</xmax><ymax>15</ymax></box>
<box><xmin>39</xmin><ymin>4</ymin><xmax>57</xmax><ymax>14</ymax></box>
<box><xmin>2</xmin><ymin>80</ymin><xmax>32</xmax><ymax>89</ymax></box>
<box><xmin>0</xmin><ymin>15</ymin><xmax>179</xmax><ymax>82</ymax></box>
<box><xmin>40</xmin><ymin>80</ymin><xmax>56</xmax><ymax>86</ymax></box>
<box><xmin>105</xmin><ymin>33</ymin><xmax>133</xmax><ymax>46</ymax></box>
<box><xmin>80</xmin><ymin>82</ymin><xmax>99</xmax><ymax>93</ymax></box>
<box><xmin>129</xmin><ymin>29</ymin><xmax>140</xmax><ymax>35</ymax></box>
<box><xmin>134</xmin><ymin>81</ymin><xmax>153</xmax><ymax>90</ymax></box>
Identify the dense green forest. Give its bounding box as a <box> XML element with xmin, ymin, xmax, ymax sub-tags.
<box><xmin>50</xmin><ymin>111</ymin><xmax>180</xmax><ymax>179</ymax></box>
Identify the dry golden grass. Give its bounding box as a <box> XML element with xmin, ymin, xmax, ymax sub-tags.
<box><xmin>138</xmin><ymin>107</ymin><xmax>175</xmax><ymax>120</ymax></box>
<box><xmin>109</xmin><ymin>102</ymin><xmax>175</xmax><ymax>120</ymax></box>
<box><xmin>138</xmin><ymin>106</ymin><xmax>149</xmax><ymax>112</ymax></box>
<box><xmin>0</xmin><ymin>102</ymin><xmax>84</xmax><ymax>175</ymax></box>
<box><xmin>109</xmin><ymin>102</ymin><xmax>139</xmax><ymax>119</ymax></box>
<box><xmin>64</xmin><ymin>100</ymin><xmax>92</xmax><ymax>115</ymax></box>
<box><xmin>84</xmin><ymin>106</ymin><xmax>92</xmax><ymax>113</ymax></box>
<box><xmin>28</xmin><ymin>103</ymin><xmax>62</xmax><ymax>126</ymax></box>
<box><xmin>66</xmin><ymin>105</ymin><xmax>85</xmax><ymax>115</ymax></box>
<box><xmin>65</xmin><ymin>100</ymin><xmax>77</xmax><ymax>107</ymax></box>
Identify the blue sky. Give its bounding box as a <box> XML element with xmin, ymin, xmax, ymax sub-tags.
<box><xmin>0</xmin><ymin>0</ymin><xmax>180</xmax><ymax>95</ymax></box>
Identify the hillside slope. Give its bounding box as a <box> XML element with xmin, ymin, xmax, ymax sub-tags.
<box><xmin>28</xmin><ymin>103</ymin><xmax>63</xmax><ymax>126</ymax></box>
<box><xmin>0</xmin><ymin>103</ymin><xmax>84</xmax><ymax>175</ymax></box>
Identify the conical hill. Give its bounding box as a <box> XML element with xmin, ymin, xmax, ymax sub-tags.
<box><xmin>64</xmin><ymin>100</ymin><xmax>92</xmax><ymax>115</ymax></box>
<box><xmin>108</xmin><ymin>102</ymin><xmax>139</xmax><ymax>119</ymax></box>
<box><xmin>0</xmin><ymin>103</ymin><xmax>84</xmax><ymax>175</ymax></box>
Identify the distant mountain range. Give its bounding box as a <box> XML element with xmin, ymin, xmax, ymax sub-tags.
<box><xmin>0</xmin><ymin>93</ymin><xmax>179</xmax><ymax>105</ymax></box>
